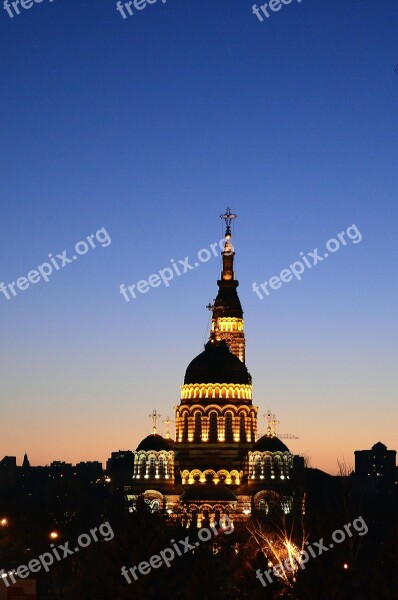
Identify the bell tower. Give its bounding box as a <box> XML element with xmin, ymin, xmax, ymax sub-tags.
<box><xmin>209</xmin><ymin>208</ymin><xmax>245</xmax><ymax>363</ymax></box>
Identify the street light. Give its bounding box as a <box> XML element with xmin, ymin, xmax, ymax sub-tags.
<box><xmin>49</xmin><ymin>531</ymin><xmax>59</xmax><ymax>540</ymax></box>
<box><xmin>0</xmin><ymin>518</ymin><xmax>8</xmax><ymax>527</ymax></box>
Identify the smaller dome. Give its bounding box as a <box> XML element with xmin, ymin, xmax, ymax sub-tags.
<box><xmin>181</xmin><ymin>483</ymin><xmax>237</xmax><ymax>502</ymax></box>
<box><xmin>252</xmin><ymin>435</ymin><xmax>290</xmax><ymax>453</ymax></box>
<box><xmin>136</xmin><ymin>434</ymin><xmax>174</xmax><ymax>452</ymax></box>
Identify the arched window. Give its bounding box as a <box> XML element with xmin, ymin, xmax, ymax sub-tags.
<box><xmin>209</xmin><ymin>412</ymin><xmax>218</xmax><ymax>443</ymax></box>
<box><xmin>265</xmin><ymin>456</ymin><xmax>272</xmax><ymax>480</ymax></box>
<box><xmin>194</xmin><ymin>412</ymin><xmax>202</xmax><ymax>442</ymax></box>
<box><xmin>159</xmin><ymin>456</ymin><xmax>165</xmax><ymax>478</ymax></box>
<box><xmin>240</xmin><ymin>413</ymin><xmax>246</xmax><ymax>442</ymax></box>
<box><xmin>149</xmin><ymin>456</ymin><xmax>156</xmax><ymax>478</ymax></box>
<box><xmin>254</xmin><ymin>456</ymin><xmax>261</xmax><ymax>478</ymax></box>
<box><xmin>215</xmin><ymin>509</ymin><xmax>221</xmax><ymax>525</ymax></box>
<box><xmin>139</xmin><ymin>456</ymin><xmax>146</xmax><ymax>477</ymax></box>
<box><xmin>284</xmin><ymin>455</ymin><xmax>292</xmax><ymax>476</ymax></box>
<box><xmin>225</xmin><ymin>412</ymin><xmax>233</xmax><ymax>442</ymax></box>
<box><xmin>183</xmin><ymin>414</ymin><xmax>188</xmax><ymax>442</ymax></box>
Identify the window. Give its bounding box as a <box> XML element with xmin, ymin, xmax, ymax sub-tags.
<box><xmin>240</xmin><ymin>413</ymin><xmax>246</xmax><ymax>442</ymax></box>
<box><xmin>265</xmin><ymin>457</ymin><xmax>272</xmax><ymax>479</ymax></box>
<box><xmin>183</xmin><ymin>414</ymin><xmax>188</xmax><ymax>442</ymax></box>
<box><xmin>149</xmin><ymin>456</ymin><xmax>156</xmax><ymax>478</ymax></box>
<box><xmin>209</xmin><ymin>412</ymin><xmax>218</xmax><ymax>442</ymax></box>
<box><xmin>225</xmin><ymin>412</ymin><xmax>233</xmax><ymax>442</ymax></box>
<box><xmin>254</xmin><ymin>456</ymin><xmax>261</xmax><ymax>478</ymax></box>
<box><xmin>194</xmin><ymin>412</ymin><xmax>202</xmax><ymax>442</ymax></box>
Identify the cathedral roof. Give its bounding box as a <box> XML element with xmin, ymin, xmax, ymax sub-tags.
<box><xmin>184</xmin><ymin>339</ymin><xmax>252</xmax><ymax>385</ymax></box>
<box><xmin>252</xmin><ymin>435</ymin><xmax>290</xmax><ymax>453</ymax></box>
<box><xmin>181</xmin><ymin>483</ymin><xmax>237</xmax><ymax>502</ymax></box>
<box><xmin>136</xmin><ymin>434</ymin><xmax>174</xmax><ymax>452</ymax></box>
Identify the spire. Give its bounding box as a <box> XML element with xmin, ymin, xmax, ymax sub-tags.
<box><xmin>219</xmin><ymin>208</ymin><xmax>237</xmax><ymax>281</ymax></box>
<box><xmin>208</xmin><ymin>208</ymin><xmax>246</xmax><ymax>363</ymax></box>
<box><xmin>22</xmin><ymin>453</ymin><xmax>30</xmax><ymax>468</ymax></box>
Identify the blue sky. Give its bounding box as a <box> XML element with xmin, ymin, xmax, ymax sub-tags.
<box><xmin>0</xmin><ymin>0</ymin><xmax>397</xmax><ymax>471</ymax></box>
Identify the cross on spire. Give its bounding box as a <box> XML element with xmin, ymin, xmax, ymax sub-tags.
<box><xmin>206</xmin><ymin>299</ymin><xmax>224</xmax><ymax>317</ymax></box>
<box><xmin>163</xmin><ymin>416</ymin><xmax>174</xmax><ymax>440</ymax></box>
<box><xmin>220</xmin><ymin>207</ymin><xmax>237</xmax><ymax>237</ymax></box>
<box><xmin>206</xmin><ymin>299</ymin><xmax>224</xmax><ymax>341</ymax></box>
<box><xmin>265</xmin><ymin>410</ymin><xmax>278</xmax><ymax>437</ymax></box>
<box><xmin>149</xmin><ymin>409</ymin><xmax>161</xmax><ymax>435</ymax></box>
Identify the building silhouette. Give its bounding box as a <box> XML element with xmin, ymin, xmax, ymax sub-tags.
<box><xmin>355</xmin><ymin>441</ymin><xmax>396</xmax><ymax>483</ymax></box>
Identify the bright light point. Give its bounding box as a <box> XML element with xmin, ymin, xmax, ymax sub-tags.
<box><xmin>0</xmin><ymin>518</ymin><xmax>8</xmax><ymax>527</ymax></box>
<box><xmin>343</xmin><ymin>563</ymin><xmax>349</xmax><ymax>570</ymax></box>
<box><xmin>49</xmin><ymin>531</ymin><xmax>59</xmax><ymax>540</ymax></box>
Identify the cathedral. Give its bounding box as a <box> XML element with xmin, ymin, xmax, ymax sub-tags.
<box><xmin>126</xmin><ymin>209</ymin><xmax>304</xmax><ymax>523</ymax></box>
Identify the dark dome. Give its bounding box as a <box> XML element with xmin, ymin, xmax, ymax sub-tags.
<box><xmin>252</xmin><ymin>435</ymin><xmax>290</xmax><ymax>453</ymax></box>
<box><xmin>184</xmin><ymin>339</ymin><xmax>252</xmax><ymax>385</ymax></box>
<box><xmin>136</xmin><ymin>434</ymin><xmax>174</xmax><ymax>452</ymax></box>
<box><xmin>181</xmin><ymin>483</ymin><xmax>237</xmax><ymax>502</ymax></box>
<box><xmin>215</xmin><ymin>283</ymin><xmax>243</xmax><ymax>318</ymax></box>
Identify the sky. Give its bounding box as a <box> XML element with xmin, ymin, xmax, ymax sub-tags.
<box><xmin>0</xmin><ymin>0</ymin><xmax>397</xmax><ymax>474</ymax></box>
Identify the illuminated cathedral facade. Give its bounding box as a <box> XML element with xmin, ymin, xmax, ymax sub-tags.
<box><xmin>126</xmin><ymin>209</ymin><xmax>303</xmax><ymax>523</ymax></box>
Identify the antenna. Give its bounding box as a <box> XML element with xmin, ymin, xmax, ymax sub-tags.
<box><xmin>263</xmin><ymin>410</ymin><xmax>299</xmax><ymax>440</ymax></box>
